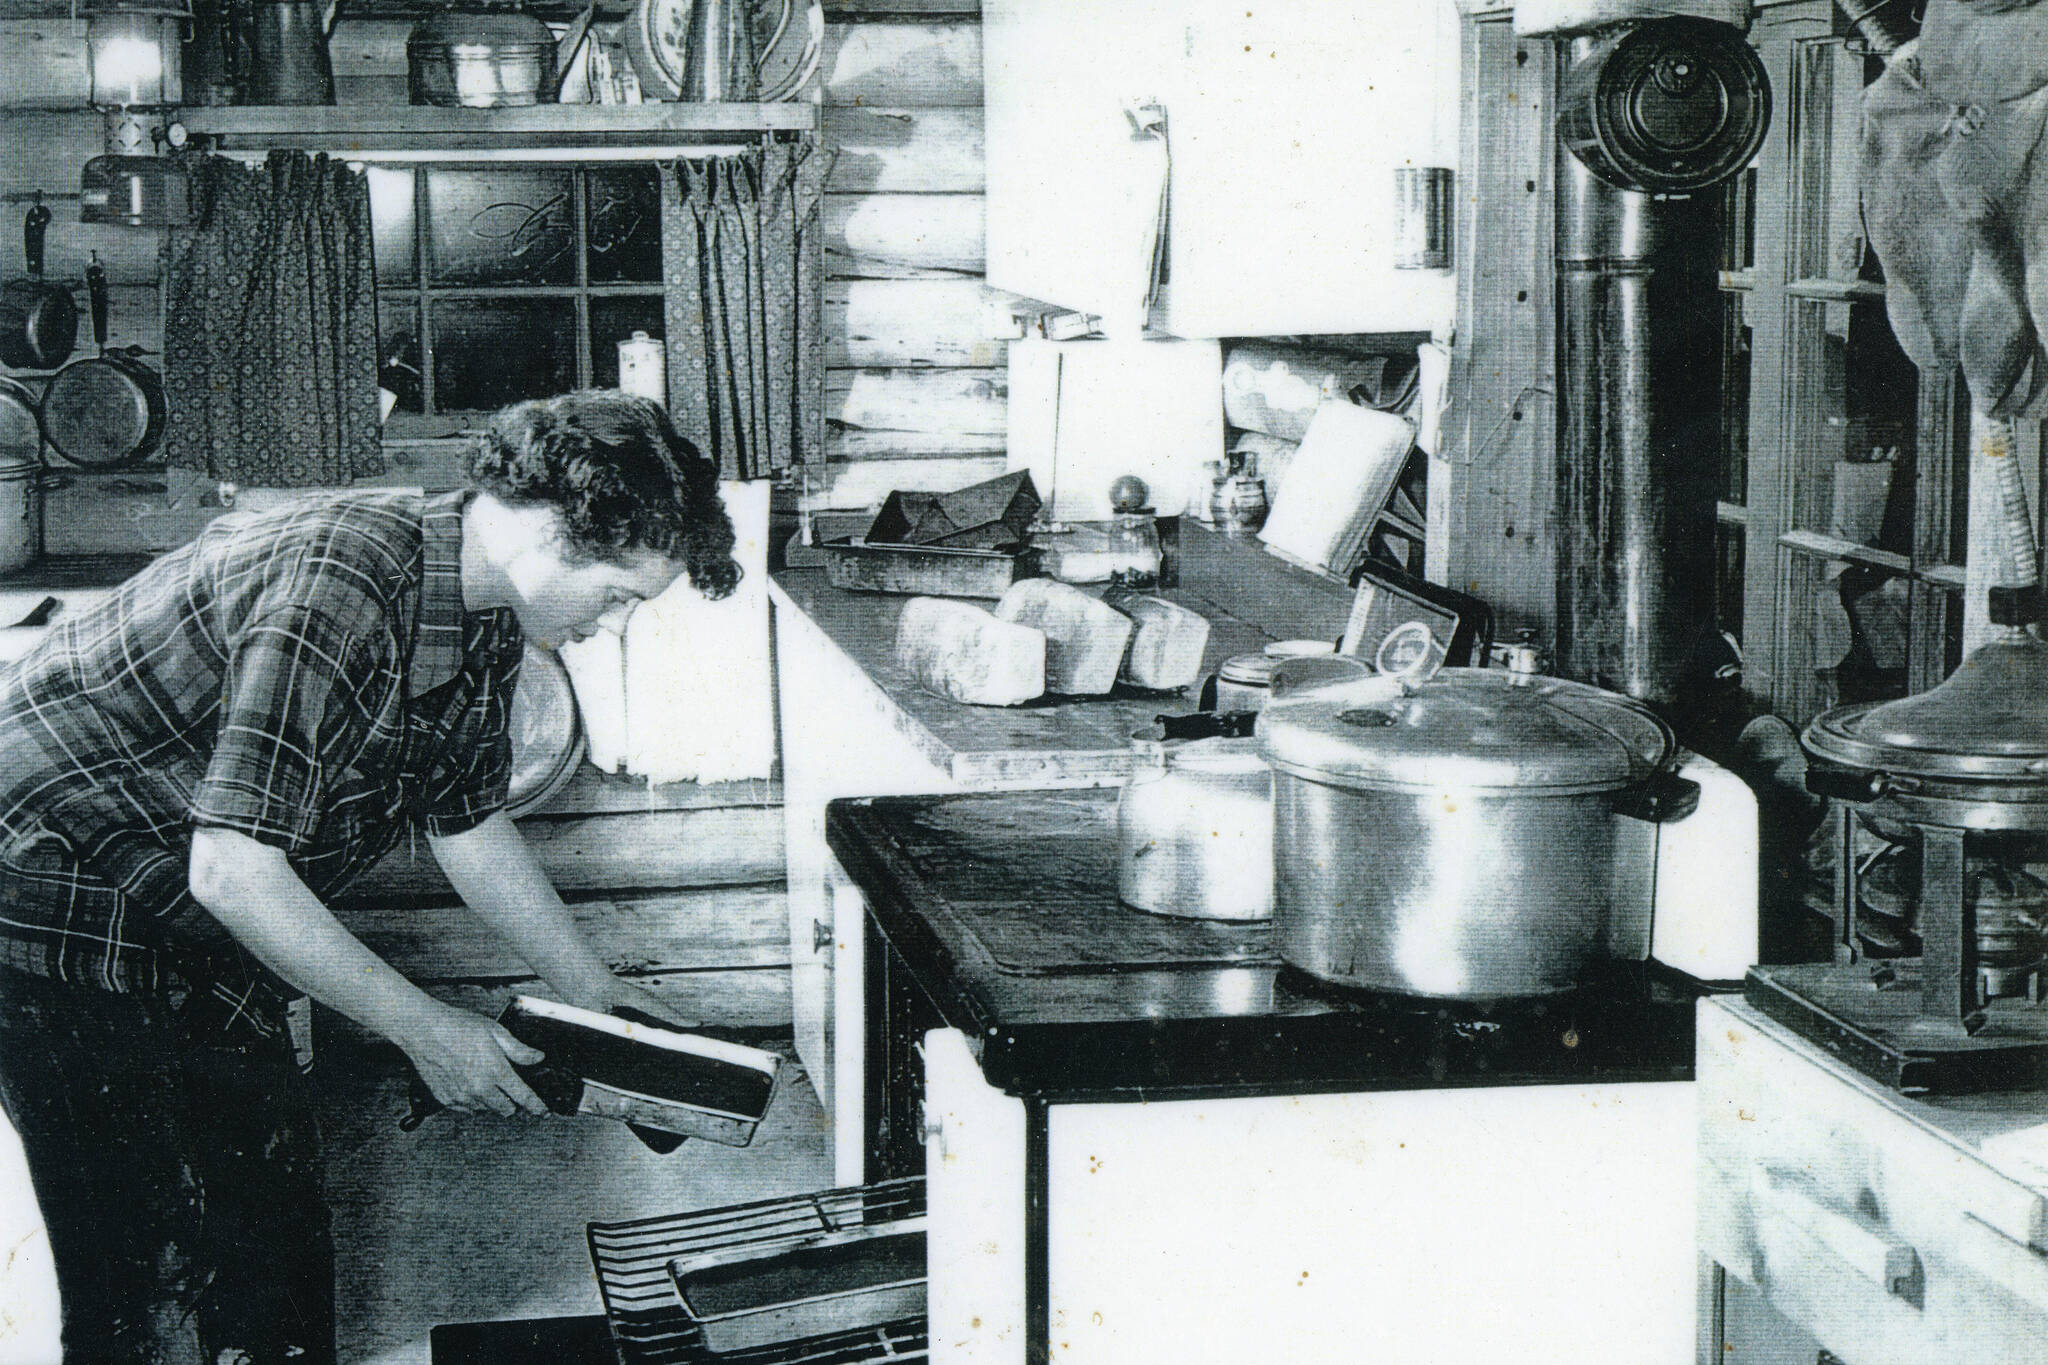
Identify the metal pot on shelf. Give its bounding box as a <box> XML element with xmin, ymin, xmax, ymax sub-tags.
<box><xmin>408</xmin><ymin>3</ymin><xmax>557</xmax><ymax>107</ymax></box>
<box><xmin>1256</xmin><ymin>661</ymin><xmax>1699</xmax><ymax>998</ymax></box>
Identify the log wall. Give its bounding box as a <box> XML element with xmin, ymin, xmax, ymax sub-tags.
<box><xmin>0</xmin><ymin>2</ymin><xmax>1002</xmax><ymax>541</ymax></box>
<box><xmin>814</xmin><ymin>2</ymin><xmax>1009</xmax><ymax>506</ymax></box>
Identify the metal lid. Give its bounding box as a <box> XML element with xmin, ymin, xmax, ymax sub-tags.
<box><xmin>1257</xmin><ymin>667</ymin><xmax>1674</xmax><ymax>794</ymax></box>
<box><xmin>1803</xmin><ymin>632</ymin><xmax>2048</xmax><ymax>782</ymax></box>
<box><xmin>409</xmin><ymin>9</ymin><xmax>555</xmax><ymax>47</ymax></box>
<box><xmin>1218</xmin><ymin>652</ymin><xmax>1285</xmax><ymax>688</ymax></box>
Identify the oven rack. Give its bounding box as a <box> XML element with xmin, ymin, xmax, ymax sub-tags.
<box><xmin>587</xmin><ymin>1176</ymin><xmax>928</xmax><ymax>1365</ymax></box>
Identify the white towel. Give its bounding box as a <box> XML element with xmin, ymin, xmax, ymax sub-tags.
<box><xmin>622</xmin><ymin>480</ymin><xmax>775</xmax><ymax>786</ymax></box>
<box><xmin>1258</xmin><ymin>402</ymin><xmax>1416</xmax><ymax>574</ymax></box>
<box><xmin>557</xmin><ymin>628</ymin><xmax>628</xmax><ymax>774</ymax></box>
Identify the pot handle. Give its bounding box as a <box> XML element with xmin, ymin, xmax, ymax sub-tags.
<box><xmin>1611</xmin><ymin>768</ymin><xmax>1700</xmax><ymax>824</ymax></box>
<box><xmin>1804</xmin><ymin>762</ymin><xmax>1889</xmax><ymax>804</ymax></box>
<box><xmin>24</xmin><ymin>197</ymin><xmax>48</xmax><ymax>283</ymax></box>
<box><xmin>1151</xmin><ymin>710</ymin><xmax>1257</xmax><ymax>741</ymax></box>
<box><xmin>85</xmin><ymin>253</ymin><xmax>108</xmax><ymax>354</ymax></box>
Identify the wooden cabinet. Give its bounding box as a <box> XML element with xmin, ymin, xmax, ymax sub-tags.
<box><xmin>1697</xmin><ymin>998</ymin><xmax>2048</xmax><ymax>1365</ymax></box>
<box><xmin>981</xmin><ymin>0</ymin><xmax>1461</xmax><ymax>339</ymax></box>
<box><xmin>770</xmin><ymin>584</ymin><xmax>959</xmax><ymax>1184</ymax></box>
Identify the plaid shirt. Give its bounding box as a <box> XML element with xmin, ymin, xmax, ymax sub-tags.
<box><xmin>0</xmin><ymin>490</ymin><xmax>522</xmax><ymax>1003</ymax></box>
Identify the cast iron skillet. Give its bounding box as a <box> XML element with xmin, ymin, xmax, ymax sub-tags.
<box><xmin>40</xmin><ymin>253</ymin><xmax>163</xmax><ymax>469</ymax></box>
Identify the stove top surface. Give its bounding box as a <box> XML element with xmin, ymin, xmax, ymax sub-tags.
<box><xmin>827</xmin><ymin>788</ymin><xmax>1703</xmax><ymax>1098</ymax></box>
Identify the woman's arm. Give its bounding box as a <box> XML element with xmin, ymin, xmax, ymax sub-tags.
<box><xmin>188</xmin><ymin>825</ymin><xmax>547</xmax><ymax>1116</ymax></box>
<box><xmin>426</xmin><ymin>811</ymin><xmax>695</xmax><ymax>1026</ymax></box>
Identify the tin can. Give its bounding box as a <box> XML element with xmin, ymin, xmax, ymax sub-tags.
<box><xmin>1393</xmin><ymin>166</ymin><xmax>1454</xmax><ymax>271</ymax></box>
<box><xmin>618</xmin><ymin>331</ymin><xmax>667</xmax><ymax>404</ymax></box>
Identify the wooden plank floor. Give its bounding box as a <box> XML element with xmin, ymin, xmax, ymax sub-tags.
<box><xmin>317</xmin><ymin>1024</ymin><xmax>831</xmax><ymax>1365</ymax></box>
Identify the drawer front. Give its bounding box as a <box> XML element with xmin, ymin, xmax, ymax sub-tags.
<box><xmin>1698</xmin><ymin>1002</ymin><xmax>2048</xmax><ymax>1363</ymax></box>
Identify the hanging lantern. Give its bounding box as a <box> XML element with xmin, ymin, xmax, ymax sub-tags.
<box><xmin>86</xmin><ymin>1</ymin><xmax>190</xmax><ymax>110</ymax></box>
<box><xmin>81</xmin><ymin>2</ymin><xmax>194</xmax><ymax>228</ymax></box>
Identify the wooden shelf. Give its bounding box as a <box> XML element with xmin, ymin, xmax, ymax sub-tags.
<box><xmin>1779</xmin><ymin>528</ymin><xmax>1965</xmax><ymax>589</ymax></box>
<box><xmin>1784</xmin><ymin>276</ymin><xmax>1886</xmax><ymax>304</ymax></box>
<box><xmin>178</xmin><ymin>102</ymin><xmax>816</xmax><ymax>157</ymax></box>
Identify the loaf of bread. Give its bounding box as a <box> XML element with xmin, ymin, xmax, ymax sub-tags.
<box><xmin>1116</xmin><ymin>595</ymin><xmax>1211</xmax><ymax>691</ymax></box>
<box><xmin>895</xmin><ymin>597</ymin><xmax>1047</xmax><ymax>706</ymax></box>
<box><xmin>992</xmin><ymin>579</ymin><xmax>1135</xmax><ymax>695</ymax></box>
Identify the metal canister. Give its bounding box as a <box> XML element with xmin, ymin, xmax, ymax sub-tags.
<box><xmin>0</xmin><ymin>454</ymin><xmax>44</xmax><ymax>576</ymax></box>
<box><xmin>618</xmin><ymin>331</ymin><xmax>667</xmax><ymax>404</ymax></box>
<box><xmin>1393</xmin><ymin>166</ymin><xmax>1455</xmax><ymax>271</ymax></box>
<box><xmin>1206</xmin><ymin>640</ymin><xmax>1342</xmax><ymax>713</ymax></box>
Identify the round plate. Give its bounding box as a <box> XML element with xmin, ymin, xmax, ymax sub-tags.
<box><xmin>622</xmin><ymin>0</ymin><xmax>689</xmax><ymax>100</ymax></box>
<box><xmin>508</xmin><ymin>643</ymin><xmax>586</xmax><ymax>818</ymax></box>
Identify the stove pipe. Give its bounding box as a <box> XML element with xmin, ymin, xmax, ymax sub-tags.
<box><xmin>1551</xmin><ymin>21</ymin><xmax>1769</xmax><ymax>705</ymax></box>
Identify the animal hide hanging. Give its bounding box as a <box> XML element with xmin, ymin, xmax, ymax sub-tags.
<box><xmin>1860</xmin><ymin>0</ymin><xmax>2048</xmax><ymax>417</ymax></box>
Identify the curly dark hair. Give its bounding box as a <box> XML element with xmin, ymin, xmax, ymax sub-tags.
<box><xmin>468</xmin><ymin>390</ymin><xmax>740</xmax><ymax>600</ymax></box>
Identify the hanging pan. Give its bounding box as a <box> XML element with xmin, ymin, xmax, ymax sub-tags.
<box><xmin>0</xmin><ymin>378</ymin><xmax>40</xmax><ymax>457</ymax></box>
<box><xmin>40</xmin><ymin>253</ymin><xmax>163</xmax><ymax>469</ymax></box>
<box><xmin>0</xmin><ymin>198</ymin><xmax>78</xmax><ymax>371</ymax></box>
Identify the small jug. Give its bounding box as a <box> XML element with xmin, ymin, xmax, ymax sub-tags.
<box><xmin>1210</xmin><ymin>452</ymin><xmax>1269</xmax><ymax>536</ymax></box>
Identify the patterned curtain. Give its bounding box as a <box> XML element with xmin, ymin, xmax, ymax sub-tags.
<box><xmin>661</xmin><ymin>140</ymin><xmax>835</xmax><ymax>481</ymax></box>
<box><xmin>163</xmin><ymin>152</ymin><xmax>384</xmax><ymax>488</ymax></box>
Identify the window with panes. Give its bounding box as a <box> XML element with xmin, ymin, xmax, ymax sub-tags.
<box><xmin>366</xmin><ymin>163</ymin><xmax>666</xmax><ymax>432</ymax></box>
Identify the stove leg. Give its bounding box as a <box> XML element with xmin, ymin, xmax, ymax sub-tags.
<box><xmin>1834</xmin><ymin>802</ymin><xmax>1860</xmax><ymax>965</ymax></box>
<box><xmin>1919</xmin><ymin>825</ymin><xmax>1981</xmax><ymax>1027</ymax></box>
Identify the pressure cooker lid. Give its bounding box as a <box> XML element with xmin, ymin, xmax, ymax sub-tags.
<box><xmin>1803</xmin><ymin>632</ymin><xmax>2048</xmax><ymax>781</ymax></box>
<box><xmin>1257</xmin><ymin>667</ymin><xmax>1673</xmax><ymax>794</ymax></box>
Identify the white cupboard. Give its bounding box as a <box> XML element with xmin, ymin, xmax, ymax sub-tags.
<box><xmin>983</xmin><ymin>0</ymin><xmax>1463</xmax><ymax>339</ymax></box>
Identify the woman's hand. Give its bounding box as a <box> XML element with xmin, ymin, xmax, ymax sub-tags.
<box><xmin>395</xmin><ymin>1002</ymin><xmax>549</xmax><ymax>1117</ymax></box>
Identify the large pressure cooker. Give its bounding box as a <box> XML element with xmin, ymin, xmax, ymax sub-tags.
<box><xmin>1257</xmin><ymin>666</ymin><xmax>1697</xmax><ymax>999</ymax></box>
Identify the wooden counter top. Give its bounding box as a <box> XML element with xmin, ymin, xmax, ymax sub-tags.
<box><xmin>768</xmin><ymin>567</ymin><xmax>1275</xmax><ymax>787</ymax></box>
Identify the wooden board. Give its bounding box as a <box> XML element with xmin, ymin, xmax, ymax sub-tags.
<box><xmin>797</xmin><ymin>453</ymin><xmax>1008</xmax><ymax>510</ymax></box>
<box><xmin>824</xmin><ymin>107</ymin><xmax>984</xmax><ymax>193</ymax></box>
<box><xmin>0</xmin><ymin>19</ymin><xmax>87</xmax><ymax>108</ymax></box>
<box><xmin>828</xmin><ymin>366</ymin><xmax>1005</xmax><ymax>437</ymax></box>
<box><xmin>827</xmin><ymin>278</ymin><xmax>1012</xmax><ymax>368</ymax></box>
<box><xmin>346</xmin><ymin>804</ymin><xmax>785</xmax><ymax>899</ymax></box>
<box><xmin>0</xmin><ymin>113</ymin><xmax>167</xmax><ymax>287</ymax></box>
<box><xmin>1439</xmin><ymin>14</ymin><xmax>1556</xmax><ymax>640</ymax></box>
<box><xmin>422</xmin><ymin>966</ymin><xmax>793</xmax><ymax>1030</ymax></box>
<box><xmin>827</xmin><ymin>427</ymin><xmax>1006</xmax><ymax>460</ymax></box>
<box><xmin>822</xmin><ymin>20</ymin><xmax>981</xmax><ymax>107</ymax></box>
<box><xmin>341</xmin><ymin>884</ymin><xmax>790</xmax><ymax>981</ymax></box>
<box><xmin>824</xmin><ymin>192</ymin><xmax>985</xmax><ymax>277</ymax></box>
<box><xmin>771</xmin><ymin>567</ymin><xmax>1271</xmax><ymax>786</ymax></box>
<box><xmin>43</xmin><ymin>477</ymin><xmax>217</xmax><ymax>557</ymax></box>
